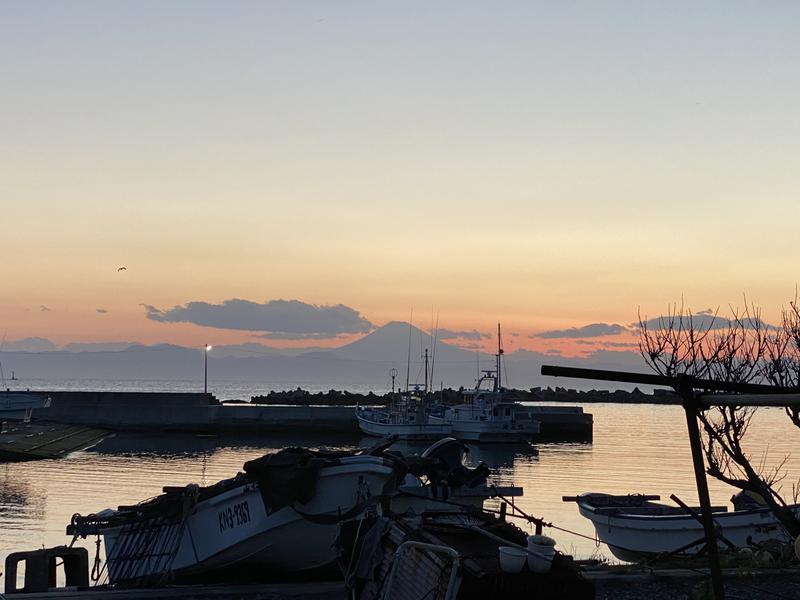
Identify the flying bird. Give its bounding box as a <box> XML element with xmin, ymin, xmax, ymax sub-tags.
<box><xmin>117</xmin><ymin>266</ymin><xmax>127</xmax><ymax>272</ymax></box>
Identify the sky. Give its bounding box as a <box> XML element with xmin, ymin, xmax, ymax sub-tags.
<box><xmin>1</xmin><ymin>2</ymin><xmax>799</xmax><ymax>354</ymax></box>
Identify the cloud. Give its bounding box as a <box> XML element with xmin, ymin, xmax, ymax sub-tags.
<box><xmin>39</xmin><ymin>305</ymin><xmax>50</xmax><ymax>312</ymax></box>
<box><xmin>696</xmin><ymin>308</ymin><xmax>714</xmax><ymax>315</ymax></box>
<box><xmin>637</xmin><ymin>313</ymin><xmax>778</xmax><ymax>331</ymax></box>
<box><xmin>96</xmin><ymin>308</ymin><xmax>108</xmax><ymax>314</ymax></box>
<box><xmin>256</xmin><ymin>331</ymin><xmax>352</xmax><ymax>340</ymax></box>
<box><xmin>576</xmin><ymin>339</ymin><xmax>638</xmax><ymax>349</ymax></box>
<box><xmin>435</xmin><ymin>328</ymin><xmax>491</xmax><ymax>341</ymax></box>
<box><xmin>531</xmin><ymin>323</ymin><xmax>630</xmax><ymax>339</ymax></box>
<box><xmin>143</xmin><ymin>298</ymin><xmax>373</xmax><ymax>338</ymax></box>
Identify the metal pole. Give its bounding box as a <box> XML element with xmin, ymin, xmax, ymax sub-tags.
<box><xmin>680</xmin><ymin>385</ymin><xmax>725</xmax><ymax>600</ymax></box>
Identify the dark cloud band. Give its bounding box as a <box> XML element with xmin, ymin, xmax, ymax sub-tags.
<box><xmin>531</xmin><ymin>323</ymin><xmax>630</xmax><ymax>339</ymax></box>
<box><xmin>143</xmin><ymin>298</ymin><xmax>373</xmax><ymax>338</ymax></box>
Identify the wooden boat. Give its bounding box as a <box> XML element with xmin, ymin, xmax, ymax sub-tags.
<box><xmin>573</xmin><ymin>491</ymin><xmax>797</xmax><ymax>562</ymax></box>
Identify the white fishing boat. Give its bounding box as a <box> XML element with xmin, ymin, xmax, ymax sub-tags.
<box><xmin>357</xmin><ymin>392</ymin><xmax>452</xmax><ymax>440</ymax></box>
<box><xmin>573</xmin><ymin>492</ymin><xmax>797</xmax><ymax>562</ymax></box>
<box><xmin>0</xmin><ymin>392</ymin><xmax>50</xmax><ymax>421</ymax></box>
<box><xmin>66</xmin><ymin>438</ymin><xmax>510</xmax><ymax>586</ymax></box>
<box><xmin>68</xmin><ymin>449</ymin><xmax>401</xmax><ymax>585</ymax></box>
<box><xmin>428</xmin><ymin>325</ymin><xmax>540</xmax><ymax>443</ymax></box>
<box><xmin>357</xmin><ymin>347</ymin><xmax>451</xmax><ymax>440</ymax></box>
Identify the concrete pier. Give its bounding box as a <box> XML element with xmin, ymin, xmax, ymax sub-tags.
<box><xmin>30</xmin><ymin>391</ymin><xmax>591</xmax><ymax>438</ymax></box>
<box><xmin>34</xmin><ymin>392</ymin><xmax>361</xmax><ymax>433</ymax></box>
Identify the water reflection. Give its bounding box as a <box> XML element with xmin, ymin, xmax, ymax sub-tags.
<box><xmin>466</xmin><ymin>443</ymin><xmax>540</xmax><ymax>470</ymax></box>
<box><xmin>94</xmin><ymin>431</ymin><xmax>363</xmax><ymax>457</ymax></box>
<box><xmin>0</xmin><ymin>403</ymin><xmax>797</xmax><ymax>571</ymax></box>
<box><xmin>0</xmin><ymin>464</ymin><xmax>46</xmax><ymax>529</ymax></box>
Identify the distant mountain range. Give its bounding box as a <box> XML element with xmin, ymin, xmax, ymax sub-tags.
<box><xmin>0</xmin><ymin>323</ymin><xmax>648</xmax><ymax>391</ymax></box>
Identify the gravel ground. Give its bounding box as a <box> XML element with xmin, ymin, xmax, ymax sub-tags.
<box><xmin>592</xmin><ymin>571</ymin><xmax>800</xmax><ymax>600</ymax></box>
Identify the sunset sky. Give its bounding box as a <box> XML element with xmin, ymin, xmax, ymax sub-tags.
<box><xmin>2</xmin><ymin>2</ymin><xmax>799</xmax><ymax>354</ymax></box>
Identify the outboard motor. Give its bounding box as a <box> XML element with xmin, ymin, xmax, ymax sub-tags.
<box><xmin>421</xmin><ymin>437</ymin><xmax>467</xmax><ymax>470</ymax></box>
<box><xmin>421</xmin><ymin>437</ymin><xmax>490</xmax><ymax>489</ymax></box>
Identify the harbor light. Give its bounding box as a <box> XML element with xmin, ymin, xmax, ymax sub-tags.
<box><xmin>204</xmin><ymin>344</ymin><xmax>212</xmax><ymax>393</ymax></box>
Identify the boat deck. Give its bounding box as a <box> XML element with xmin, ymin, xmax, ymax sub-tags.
<box><xmin>0</xmin><ymin>420</ymin><xmax>111</xmax><ymax>461</ymax></box>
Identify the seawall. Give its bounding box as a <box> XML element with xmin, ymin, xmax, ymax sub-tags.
<box><xmin>33</xmin><ymin>391</ymin><xmax>362</xmax><ymax>433</ymax></box>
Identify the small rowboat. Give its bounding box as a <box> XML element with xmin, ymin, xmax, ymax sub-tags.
<box><xmin>570</xmin><ymin>492</ymin><xmax>796</xmax><ymax>562</ymax></box>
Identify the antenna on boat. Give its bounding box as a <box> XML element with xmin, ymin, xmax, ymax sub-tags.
<box><xmin>0</xmin><ymin>330</ymin><xmax>7</xmax><ymax>389</ymax></box>
<box><xmin>496</xmin><ymin>323</ymin><xmax>504</xmax><ymax>391</ymax></box>
<box><xmin>405</xmin><ymin>310</ymin><xmax>413</xmax><ymax>394</ymax></box>
<box><xmin>423</xmin><ymin>349</ymin><xmax>429</xmax><ymax>394</ymax></box>
<box><xmin>429</xmin><ymin>310</ymin><xmax>440</xmax><ymax>394</ymax></box>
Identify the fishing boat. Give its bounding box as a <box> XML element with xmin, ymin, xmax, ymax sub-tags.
<box><xmin>66</xmin><ymin>438</ymin><xmax>515</xmax><ymax>586</ymax></box>
<box><xmin>428</xmin><ymin>325</ymin><xmax>540</xmax><ymax>443</ymax></box>
<box><xmin>67</xmin><ymin>447</ymin><xmax>402</xmax><ymax>585</ymax></box>
<box><xmin>357</xmin><ymin>391</ymin><xmax>452</xmax><ymax>440</ymax></box>
<box><xmin>390</xmin><ymin>437</ymin><xmax>523</xmax><ymax>514</ymax></box>
<box><xmin>357</xmin><ymin>347</ymin><xmax>452</xmax><ymax>440</ymax></box>
<box><xmin>572</xmin><ymin>491</ymin><xmax>797</xmax><ymax>562</ymax></box>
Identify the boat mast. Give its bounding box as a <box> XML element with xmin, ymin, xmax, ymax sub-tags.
<box><xmin>424</xmin><ymin>348</ymin><xmax>429</xmax><ymax>394</ymax></box>
<box><xmin>405</xmin><ymin>311</ymin><xmax>413</xmax><ymax>394</ymax></box>
<box><xmin>495</xmin><ymin>323</ymin><xmax>503</xmax><ymax>392</ymax></box>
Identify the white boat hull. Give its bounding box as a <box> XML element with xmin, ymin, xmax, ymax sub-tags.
<box><xmin>102</xmin><ymin>457</ymin><xmax>396</xmax><ymax>583</ymax></box>
<box><xmin>357</xmin><ymin>413</ymin><xmax>452</xmax><ymax>440</ymax></box>
<box><xmin>577</xmin><ymin>493</ymin><xmax>795</xmax><ymax>562</ymax></box>
<box><xmin>428</xmin><ymin>415</ymin><xmax>539</xmax><ymax>443</ymax></box>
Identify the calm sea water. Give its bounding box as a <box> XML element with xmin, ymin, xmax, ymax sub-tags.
<box><xmin>1</xmin><ymin>382</ymin><xmax>798</xmax><ymax>584</ymax></box>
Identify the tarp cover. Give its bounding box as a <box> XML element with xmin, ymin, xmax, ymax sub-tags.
<box><xmin>243</xmin><ymin>447</ymin><xmax>342</xmax><ymax>509</ymax></box>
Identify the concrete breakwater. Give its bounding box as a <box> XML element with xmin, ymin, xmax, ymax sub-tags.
<box><xmin>25</xmin><ymin>389</ymin><xmax>602</xmax><ymax>437</ymax></box>
<box><xmin>33</xmin><ymin>391</ymin><xmax>361</xmax><ymax>433</ymax></box>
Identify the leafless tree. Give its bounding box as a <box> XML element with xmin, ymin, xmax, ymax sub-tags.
<box><xmin>638</xmin><ymin>300</ymin><xmax>800</xmax><ymax>538</ymax></box>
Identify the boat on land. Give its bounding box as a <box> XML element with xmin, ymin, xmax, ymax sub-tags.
<box><xmin>66</xmin><ymin>437</ymin><xmax>511</xmax><ymax>586</ymax></box>
<box><xmin>339</xmin><ymin>505</ymin><xmax>593</xmax><ymax>600</ymax></box>
<box><xmin>0</xmin><ymin>391</ymin><xmax>50</xmax><ymax>421</ymax></box>
<box><xmin>571</xmin><ymin>491</ymin><xmax>797</xmax><ymax>562</ymax></box>
<box><xmin>68</xmin><ymin>447</ymin><xmax>400</xmax><ymax>585</ymax></box>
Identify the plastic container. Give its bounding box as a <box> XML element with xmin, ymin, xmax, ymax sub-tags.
<box><xmin>526</xmin><ymin>534</ymin><xmax>556</xmax><ymax>573</ymax></box>
<box><xmin>498</xmin><ymin>546</ymin><xmax>527</xmax><ymax>573</ymax></box>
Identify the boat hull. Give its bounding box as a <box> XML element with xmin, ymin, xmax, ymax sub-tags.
<box><xmin>428</xmin><ymin>415</ymin><xmax>539</xmax><ymax>443</ymax></box>
<box><xmin>577</xmin><ymin>493</ymin><xmax>795</xmax><ymax>562</ymax></box>
<box><xmin>356</xmin><ymin>413</ymin><xmax>452</xmax><ymax>440</ymax></box>
<box><xmin>102</xmin><ymin>457</ymin><xmax>397</xmax><ymax>584</ymax></box>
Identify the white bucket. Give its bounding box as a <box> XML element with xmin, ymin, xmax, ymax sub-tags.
<box><xmin>527</xmin><ymin>534</ymin><xmax>556</xmax><ymax>573</ymax></box>
<box><xmin>498</xmin><ymin>546</ymin><xmax>527</xmax><ymax>573</ymax></box>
